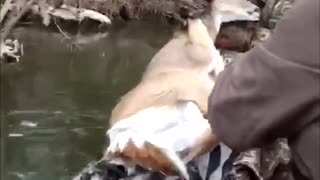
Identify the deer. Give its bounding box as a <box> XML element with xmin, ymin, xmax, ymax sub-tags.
<box><xmin>104</xmin><ymin>0</ymin><xmax>260</xmax><ymax>179</ymax></box>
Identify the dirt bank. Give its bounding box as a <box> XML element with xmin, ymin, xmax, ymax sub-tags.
<box><xmin>0</xmin><ymin>0</ymin><xmax>213</xmax><ymax>63</ymax></box>
<box><xmin>46</xmin><ymin>0</ymin><xmax>212</xmax><ymax>20</ymax></box>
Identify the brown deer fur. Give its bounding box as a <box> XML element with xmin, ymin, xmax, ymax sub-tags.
<box><xmin>106</xmin><ymin>19</ymin><xmax>220</xmax><ymax>175</ymax></box>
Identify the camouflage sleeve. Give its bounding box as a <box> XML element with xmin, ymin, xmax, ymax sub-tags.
<box><xmin>261</xmin><ymin>0</ymin><xmax>294</xmax><ymax>29</ymax></box>
<box><xmin>207</xmin><ymin>0</ymin><xmax>319</xmax><ymax>151</ymax></box>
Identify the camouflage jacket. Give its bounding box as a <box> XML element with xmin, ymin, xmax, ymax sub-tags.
<box><xmin>260</xmin><ymin>0</ymin><xmax>294</xmax><ymax>29</ymax></box>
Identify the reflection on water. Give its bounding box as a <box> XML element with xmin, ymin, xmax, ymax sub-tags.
<box><xmin>0</xmin><ymin>19</ymin><xmax>172</xmax><ymax>180</ymax></box>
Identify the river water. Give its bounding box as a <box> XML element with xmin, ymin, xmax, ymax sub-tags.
<box><xmin>0</xmin><ymin>18</ymin><xmax>172</xmax><ymax>180</ymax></box>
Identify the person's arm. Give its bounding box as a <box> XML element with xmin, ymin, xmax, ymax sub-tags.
<box><xmin>208</xmin><ymin>0</ymin><xmax>319</xmax><ymax>152</ymax></box>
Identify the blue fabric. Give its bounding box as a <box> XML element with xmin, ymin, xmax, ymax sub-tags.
<box><xmin>204</xmin><ymin>145</ymin><xmax>237</xmax><ymax>180</ymax></box>
<box><xmin>205</xmin><ymin>145</ymin><xmax>221</xmax><ymax>180</ymax></box>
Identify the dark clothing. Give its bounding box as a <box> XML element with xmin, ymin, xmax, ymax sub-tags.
<box><xmin>208</xmin><ymin>0</ymin><xmax>320</xmax><ymax>180</ymax></box>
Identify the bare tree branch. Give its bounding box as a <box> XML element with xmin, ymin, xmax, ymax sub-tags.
<box><xmin>1</xmin><ymin>0</ymin><xmax>37</xmax><ymax>41</ymax></box>
<box><xmin>0</xmin><ymin>0</ymin><xmax>13</xmax><ymax>23</ymax></box>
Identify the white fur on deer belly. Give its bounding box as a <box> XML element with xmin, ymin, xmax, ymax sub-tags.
<box><xmin>106</xmin><ymin>101</ymin><xmax>210</xmax><ymax>175</ymax></box>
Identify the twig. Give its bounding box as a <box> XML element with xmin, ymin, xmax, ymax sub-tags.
<box><xmin>53</xmin><ymin>17</ymin><xmax>81</xmax><ymax>49</ymax></box>
<box><xmin>53</xmin><ymin>17</ymin><xmax>71</xmax><ymax>39</ymax></box>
